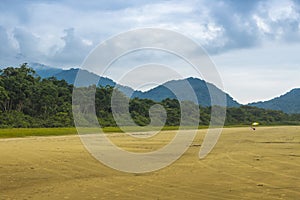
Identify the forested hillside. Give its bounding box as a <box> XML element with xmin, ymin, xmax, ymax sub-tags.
<box><xmin>0</xmin><ymin>64</ymin><xmax>299</xmax><ymax>128</ymax></box>
<box><xmin>29</xmin><ymin>63</ymin><xmax>239</xmax><ymax>107</ymax></box>
<box><xmin>249</xmin><ymin>89</ymin><xmax>300</xmax><ymax>114</ymax></box>
<box><xmin>132</xmin><ymin>77</ymin><xmax>240</xmax><ymax>107</ymax></box>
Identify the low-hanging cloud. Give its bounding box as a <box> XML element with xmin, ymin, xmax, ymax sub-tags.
<box><xmin>0</xmin><ymin>26</ymin><xmax>18</xmax><ymax>66</ymax></box>
<box><xmin>51</xmin><ymin>28</ymin><xmax>93</xmax><ymax>67</ymax></box>
<box><xmin>13</xmin><ymin>27</ymin><xmax>42</xmax><ymax>60</ymax></box>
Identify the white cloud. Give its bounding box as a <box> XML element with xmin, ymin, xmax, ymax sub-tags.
<box><xmin>253</xmin><ymin>0</ymin><xmax>300</xmax><ymax>42</ymax></box>
<box><xmin>2</xmin><ymin>0</ymin><xmax>300</xmax><ymax>66</ymax></box>
<box><xmin>267</xmin><ymin>0</ymin><xmax>299</xmax><ymax>22</ymax></box>
<box><xmin>253</xmin><ymin>15</ymin><xmax>271</xmax><ymax>33</ymax></box>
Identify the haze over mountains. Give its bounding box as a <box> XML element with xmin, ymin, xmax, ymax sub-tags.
<box><xmin>28</xmin><ymin>63</ymin><xmax>300</xmax><ymax>113</ymax></box>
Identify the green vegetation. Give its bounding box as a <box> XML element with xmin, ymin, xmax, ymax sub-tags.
<box><xmin>0</xmin><ymin>126</ymin><xmax>207</xmax><ymax>138</ymax></box>
<box><xmin>0</xmin><ymin>64</ymin><xmax>299</xmax><ymax>131</ymax></box>
<box><xmin>225</xmin><ymin>105</ymin><xmax>300</xmax><ymax>125</ymax></box>
<box><xmin>0</xmin><ymin>64</ymin><xmax>73</xmax><ymax>128</ymax></box>
<box><xmin>0</xmin><ymin>127</ymin><xmax>76</xmax><ymax>138</ymax></box>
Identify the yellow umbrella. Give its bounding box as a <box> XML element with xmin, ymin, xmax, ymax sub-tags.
<box><xmin>252</xmin><ymin>122</ymin><xmax>259</xmax><ymax>126</ymax></box>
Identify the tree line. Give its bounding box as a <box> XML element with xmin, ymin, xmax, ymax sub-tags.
<box><xmin>0</xmin><ymin>64</ymin><xmax>299</xmax><ymax>128</ymax></box>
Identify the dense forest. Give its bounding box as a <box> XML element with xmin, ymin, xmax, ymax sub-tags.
<box><xmin>0</xmin><ymin>64</ymin><xmax>299</xmax><ymax>128</ymax></box>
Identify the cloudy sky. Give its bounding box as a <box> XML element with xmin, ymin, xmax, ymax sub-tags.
<box><xmin>0</xmin><ymin>0</ymin><xmax>300</xmax><ymax>104</ymax></box>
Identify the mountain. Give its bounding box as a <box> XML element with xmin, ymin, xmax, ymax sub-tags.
<box><xmin>53</xmin><ymin>68</ymin><xmax>114</xmax><ymax>86</ymax></box>
<box><xmin>133</xmin><ymin>77</ymin><xmax>240</xmax><ymax>107</ymax></box>
<box><xmin>29</xmin><ymin>64</ymin><xmax>135</xmax><ymax>96</ymax></box>
<box><xmin>249</xmin><ymin>88</ymin><xmax>300</xmax><ymax>113</ymax></box>
<box><xmin>28</xmin><ymin>62</ymin><xmax>63</xmax><ymax>78</ymax></box>
<box><xmin>18</xmin><ymin>63</ymin><xmax>300</xmax><ymax>111</ymax></box>
<box><xmin>28</xmin><ymin>63</ymin><xmax>114</xmax><ymax>87</ymax></box>
<box><xmin>54</xmin><ymin>68</ymin><xmax>137</xmax><ymax>96</ymax></box>
<box><xmin>30</xmin><ymin>63</ymin><xmax>239</xmax><ymax>107</ymax></box>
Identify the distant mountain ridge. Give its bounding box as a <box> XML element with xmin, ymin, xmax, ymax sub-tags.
<box><xmin>249</xmin><ymin>88</ymin><xmax>300</xmax><ymax>113</ymax></box>
<box><xmin>29</xmin><ymin>63</ymin><xmax>240</xmax><ymax>107</ymax></box>
<box><xmin>28</xmin><ymin>63</ymin><xmax>63</xmax><ymax>78</ymax></box>
<box><xmin>28</xmin><ymin>62</ymin><xmax>300</xmax><ymax>113</ymax></box>
<box><xmin>132</xmin><ymin>77</ymin><xmax>240</xmax><ymax>107</ymax></box>
<box><xmin>28</xmin><ymin>63</ymin><xmax>135</xmax><ymax>96</ymax></box>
